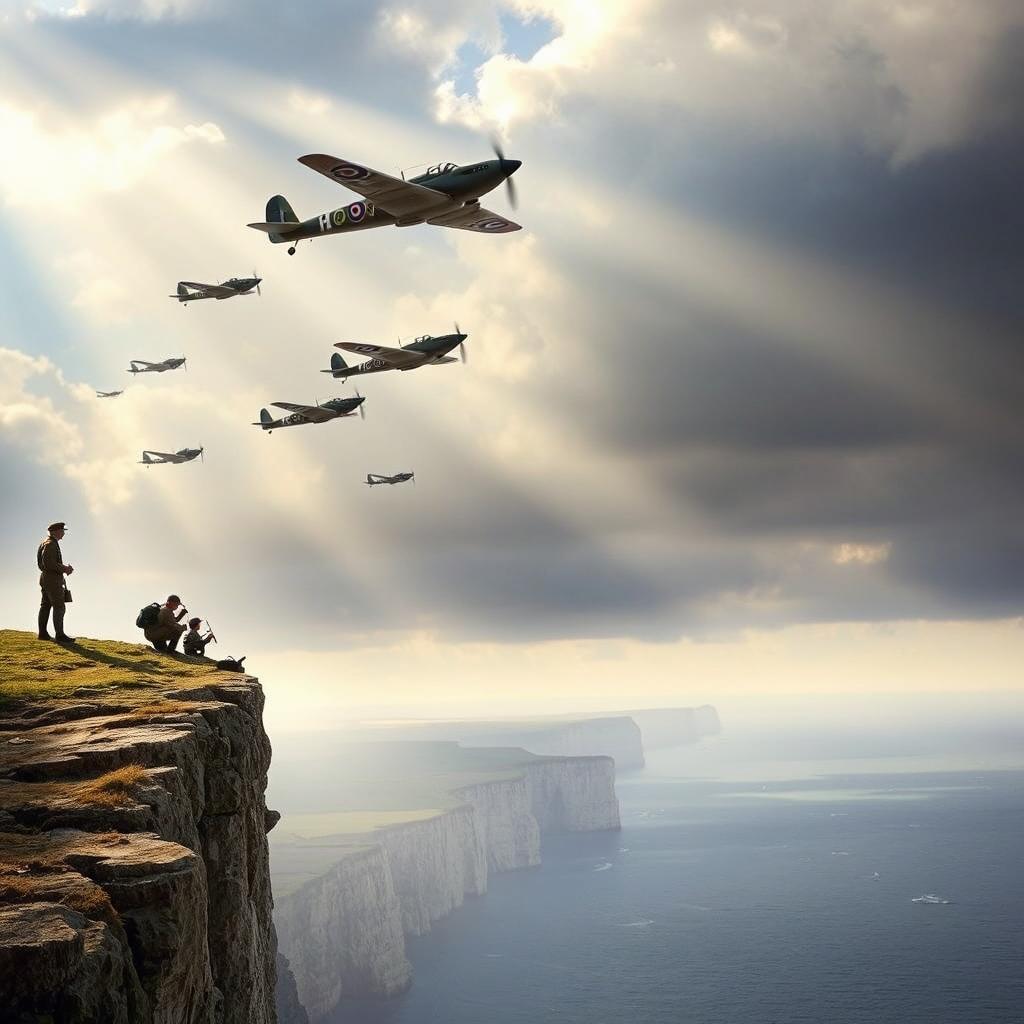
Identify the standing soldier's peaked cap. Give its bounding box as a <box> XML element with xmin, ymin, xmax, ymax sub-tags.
<box><xmin>47</xmin><ymin>522</ymin><xmax>68</xmax><ymax>532</ymax></box>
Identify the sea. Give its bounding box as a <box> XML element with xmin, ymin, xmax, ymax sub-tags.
<box><xmin>333</xmin><ymin>710</ymin><xmax>1024</xmax><ymax>1024</ymax></box>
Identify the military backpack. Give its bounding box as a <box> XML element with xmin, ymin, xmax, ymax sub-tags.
<box><xmin>136</xmin><ymin>603</ymin><xmax>161</xmax><ymax>629</ymax></box>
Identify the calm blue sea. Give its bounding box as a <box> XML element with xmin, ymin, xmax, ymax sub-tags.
<box><xmin>333</xmin><ymin>726</ymin><xmax>1024</xmax><ymax>1024</ymax></box>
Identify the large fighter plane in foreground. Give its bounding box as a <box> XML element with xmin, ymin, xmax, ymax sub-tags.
<box><xmin>248</xmin><ymin>142</ymin><xmax>521</xmax><ymax>254</ymax></box>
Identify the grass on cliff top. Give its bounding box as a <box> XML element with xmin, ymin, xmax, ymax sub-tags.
<box><xmin>0</xmin><ymin>629</ymin><xmax>233</xmax><ymax>712</ymax></box>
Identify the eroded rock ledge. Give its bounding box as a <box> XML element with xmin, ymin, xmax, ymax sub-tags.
<box><xmin>0</xmin><ymin>640</ymin><xmax>278</xmax><ymax>1024</ymax></box>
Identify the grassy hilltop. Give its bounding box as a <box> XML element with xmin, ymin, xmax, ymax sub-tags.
<box><xmin>0</xmin><ymin>629</ymin><xmax>234</xmax><ymax>711</ymax></box>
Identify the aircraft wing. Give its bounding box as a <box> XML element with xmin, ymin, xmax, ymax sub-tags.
<box><xmin>142</xmin><ymin>450</ymin><xmax>175</xmax><ymax>461</ymax></box>
<box><xmin>130</xmin><ymin>360</ymin><xmax>156</xmax><ymax>367</ymax></box>
<box><xmin>426</xmin><ymin>205</ymin><xmax>521</xmax><ymax>234</ymax></box>
<box><xmin>179</xmin><ymin>281</ymin><xmax>236</xmax><ymax>299</ymax></box>
<box><xmin>335</xmin><ymin>342</ymin><xmax>425</xmax><ymax>369</ymax></box>
<box><xmin>271</xmin><ymin>402</ymin><xmax>337</xmax><ymax>423</ymax></box>
<box><xmin>298</xmin><ymin>154</ymin><xmax>458</xmax><ymax>220</ymax></box>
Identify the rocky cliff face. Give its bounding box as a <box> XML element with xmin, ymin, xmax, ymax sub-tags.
<box><xmin>0</xmin><ymin>671</ymin><xmax>278</xmax><ymax>1023</ymax></box>
<box><xmin>275</xmin><ymin>845</ymin><xmax>410</xmax><ymax>1020</ymax></box>
<box><xmin>524</xmin><ymin>756</ymin><xmax>620</xmax><ymax>833</ymax></box>
<box><xmin>275</xmin><ymin>755</ymin><xmax>619</xmax><ymax>1021</ymax></box>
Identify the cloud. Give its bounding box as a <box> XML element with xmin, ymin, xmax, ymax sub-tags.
<box><xmin>2</xmin><ymin>0</ymin><xmax>1024</xmax><ymax>655</ymax></box>
<box><xmin>0</xmin><ymin>94</ymin><xmax>223</xmax><ymax>206</ymax></box>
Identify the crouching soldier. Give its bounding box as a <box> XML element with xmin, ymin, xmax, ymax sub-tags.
<box><xmin>183</xmin><ymin>618</ymin><xmax>215</xmax><ymax>658</ymax></box>
<box><xmin>144</xmin><ymin>595</ymin><xmax>188</xmax><ymax>652</ymax></box>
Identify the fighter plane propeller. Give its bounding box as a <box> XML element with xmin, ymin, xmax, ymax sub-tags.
<box><xmin>248</xmin><ymin>148</ymin><xmax>522</xmax><ymax>255</ymax></box>
<box><xmin>139</xmin><ymin>447</ymin><xmax>204</xmax><ymax>466</ymax></box>
<box><xmin>95</xmin><ymin>390</ymin><xmax>124</xmax><ymax>399</ymax></box>
<box><xmin>171</xmin><ymin>274</ymin><xmax>262</xmax><ymax>303</ymax></box>
<box><xmin>490</xmin><ymin>137</ymin><xmax>518</xmax><ymax>210</ymax></box>
<box><xmin>128</xmin><ymin>357</ymin><xmax>186</xmax><ymax>375</ymax></box>
<box><xmin>253</xmin><ymin>394</ymin><xmax>366</xmax><ymax>433</ymax></box>
<box><xmin>366</xmin><ymin>471</ymin><xmax>415</xmax><ymax>487</ymax></box>
<box><xmin>324</xmin><ymin>325</ymin><xmax>468</xmax><ymax>380</ymax></box>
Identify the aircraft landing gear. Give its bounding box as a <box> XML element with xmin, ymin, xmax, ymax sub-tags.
<box><xmin>287</xmin><ymin>246</ymin><xmax>296</xmax><ymax>256</ymax></box>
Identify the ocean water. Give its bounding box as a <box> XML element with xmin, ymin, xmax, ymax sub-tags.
<box><xmin>333</xmin><ymin>728</ymin><xmax>1024</xmax><ymax>1024</ymax></box>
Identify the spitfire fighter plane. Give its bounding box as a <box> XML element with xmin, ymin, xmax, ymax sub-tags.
<box><xmin>248</xmin><ymin>142</ymin><xmax>522</xmax><ymax>254</ymax></box>
<box><xmin>366</xmin><ymin>472</ymin><xmax>414</xmax><ymax>487</ymax></box>
<box><xmin>139</xmin><ymin>447</ymin><xmax>204</xmax><ymax>466</ymax></box>
<box><xmin>253</xmin><ymin>395</ymin><xmax>365</xmax><ymax>433</ymax></box>
<box><xmin>95</xmin><ymin>390</ymin><xmax>123</xmax><ymax>399</ymax></box>
<box><xmin>171</xmin><ymin>275</ymin><xmax>262</xmax><ymax>303</ymax></box>
<box><xmin>128</xmin><ymin>357</ymin><xmax>186</xmax><ymax>375</ymax></box>
<box><xmin>324</xmin><ymin>325</ymin><xmax>467</xmax><ymax>380</ymax></box>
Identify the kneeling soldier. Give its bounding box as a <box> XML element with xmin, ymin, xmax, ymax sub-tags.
<box><xmin>183</xmin><ymin>618</ymin><xmax>215</xmax><ymax>657</ymax></box>
<box><xmin>144</xmin><ymin>595</ymin><xmax>188</xmax><ymax>652</ymax></box>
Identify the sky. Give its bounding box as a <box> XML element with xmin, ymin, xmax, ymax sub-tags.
<box><xmin>2</xmin><ymin>0</ymin><xmax>1023</xmax><ymax>728</ymax></box>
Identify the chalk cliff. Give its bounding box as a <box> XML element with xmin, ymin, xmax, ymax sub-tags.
<box><xmin>0</xmin><ymin>634</ymin><xmax>278</xmax><ymax>1024</ymax></box>
<box><xmin>274</xmin><ymin>755</ymin><xmax>619</xmax><ymax>1020</ymax></box>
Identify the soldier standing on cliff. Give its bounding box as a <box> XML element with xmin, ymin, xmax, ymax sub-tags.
<box><xmin>37</xmin><ymin>521</ymin><xmax>74</xmax><ymax>643</ymax></box>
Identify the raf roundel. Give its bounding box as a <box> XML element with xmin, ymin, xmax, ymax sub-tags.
<box><xmin>473</xmin><ymin>218</ymin><xmax>507</xmax><ymax>232</ymax></box>
<box><xmin>348</xmin><ymin>201</ymin><xmax>367</xmax><ymax>223</ymax></box>
<box><xmin>331</xmin><ymin>162</ymin><xmax>370</xmax><ymax>181</ymax></box>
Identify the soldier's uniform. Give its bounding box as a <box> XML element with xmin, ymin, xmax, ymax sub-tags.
<box><xmin>37</xmin><ymin>527</ymin><xmax>69</xmax><ymax>640</ymax></box>
<box><xmin>183</xmin><ymin>628</ymin><xmax>212</xmax><ymax>657</ymax></box>
<box><xmin>144</xmin><ymin>605</ymin><xmax>187</xmax><ymax>650</ymax></box>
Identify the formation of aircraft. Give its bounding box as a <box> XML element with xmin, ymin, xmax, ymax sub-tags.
<box><xmin>366</xmin><ymin>472</ymin><xmax>414</xmax><ymax>487</ymax></box>
<box><xmin>139</xmin><ymin>447</ymin><xmax>204</xmax><ymax>466</ymax></box>
<box><xmin>325</xmin><ymin>325</ymin><xmax>467</xmax><ymax>379</ymax></box>
<box><xmin>171</xmin><ymin>275</ymin><xmax>262</xmax><ymax>303</ymax></box>
<box><xmin>128</xmin><ymin>357</ymin><xmax>186</xmax><ymax>375</ymax></box>
<box><xmin>248</xmin><ymin>141</ymin><xmax>521</xmax><ymax>255</ymax></box>
<box><xmin>96</xmin><ymin>143</ymin><xmax>525</xmax><ymax>475</ymax></box>
<box><xmin>253</xmin><ymin>395</ymin><xmax>365</xmax><ymax>433</ymax></box>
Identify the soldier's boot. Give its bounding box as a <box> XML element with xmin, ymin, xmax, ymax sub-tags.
<box><xmin>37</xmin><ymin>606</ymin><xmax>52</xmax><ymax>640</ymax></box>
<box><xmin>53</xmin><ymin>606</ymin><xmax>75</xmax><ymax>644</ymax></box>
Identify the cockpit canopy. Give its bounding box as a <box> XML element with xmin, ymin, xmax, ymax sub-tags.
<box><xmin>414</xmin><ymin>334</ymin><xmax>431</xmax><ymax>342</ymax></box>
<box><xmin>425</xmin><ymin>162</ymin><xmax>457</xmax><ymax>177</ymax></box>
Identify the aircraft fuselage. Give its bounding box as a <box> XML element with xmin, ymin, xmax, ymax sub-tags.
<box><xmin>270</xmin><ymin>159</ymin><xmax>519</xmax><ymax>244</ymax></box>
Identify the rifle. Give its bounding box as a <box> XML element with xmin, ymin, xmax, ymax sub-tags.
<box><xmin>203</xmin><ymin>619</ymin><xmax>218</xmax><ymax>645</ymax></box>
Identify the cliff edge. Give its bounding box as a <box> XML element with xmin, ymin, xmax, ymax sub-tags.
<box><xmin>0</xmin><ymin>629</ymin><xmax>279</xmax><ymax>1024</ymax></box>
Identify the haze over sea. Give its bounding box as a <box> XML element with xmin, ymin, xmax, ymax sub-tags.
<box><xmin>336</xmin><ymin>698</ymin><xmax>1024</xmax><ymax>1024</ymax></box>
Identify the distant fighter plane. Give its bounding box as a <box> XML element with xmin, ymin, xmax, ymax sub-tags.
<box><xmin>95</xmin><ymin>390</ymin><xmax>123</xmax><ymax>399</ymax></box>
<box><xmin>171</xmin><ymin>275</ymin><xmax>262</xmax><ymax>303</ymax></box>
<box><xmin>253</xmin><ymin>395</ymin><xmax>365</xmax><ymax>433</ymax></box>
<box><xmin>139</xmin><ymin>447</ymin><xmax>204</xmax><ymax>466</ymax></box>
<box><xmin>128</xmin><ymin>357</ymin><xmax>186</xmax><ymax>375</ymax></box>
<box><xmin>366</xmin><ymin>472</ymin><xmax>414</xmax><ymax>487</ymax></box>
<box><xmin>248</xmin><ymin>141</ymin><xmax>521</xmax><ymax>255</ymax></box>
<box><xmin>324</xmin><ymin>325</ymin><xmax>467</xmax><ymax>379</ymax></box>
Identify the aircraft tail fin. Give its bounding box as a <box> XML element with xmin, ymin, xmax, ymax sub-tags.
<box><xmin>267</xmin><ymin>195</ymin><xmax>298</xmax><ymax>224</ymax></box>
<box><xmin>141</xmin><ymin>452</ymin><xmax>152</xmax><ymax>464</ymax></box>
<box><xmin>366</xmin><ymin>474</ymin><xmax>377</xmax><ymax>486</ymax></box>
<box><xmin>251</xmin><ymin>195</ymin><xmax>302</xmax><ymax>243</ymax></box>
<box><xmin>253</xmin><ymin>408</ymin><xmax>274</xmax><ymax>430</ymax></box>
<box><xmin>331</xmin><ymin>352</ymin><xmax>349</xmax><ymax>376</ymax></box>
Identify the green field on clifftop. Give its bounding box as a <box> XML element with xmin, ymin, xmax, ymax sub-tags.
<box><xmin>0</xmin><ymin>629</ymin><xmax>234</xmax><ymax>710</ymax></box>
